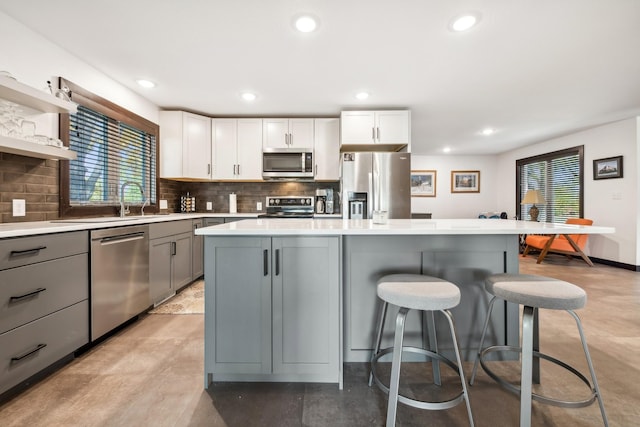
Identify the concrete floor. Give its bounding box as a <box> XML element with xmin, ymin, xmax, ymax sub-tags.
<box><xmin>0</xmin><ymin>254</ymin><xmax>638</xmax><ymax>426</ymax></box>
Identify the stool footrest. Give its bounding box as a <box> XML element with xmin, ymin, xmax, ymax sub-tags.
<box><xmin>479</xmin><ymin>345</ymin><xmax>598</xmax><ymax>408</ymax></box>
<box><xmin>371</xmin><ymin>345</ymin><xmax>465</xmax><ymax>410</ymax></box>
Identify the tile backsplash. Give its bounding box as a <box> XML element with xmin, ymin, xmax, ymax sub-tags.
<box><xmin>178</xmin><ymin>181</ymin><xmax>340</xmax><ymax>214</ymax></box>
<box><xmin>0</xmin><ymin>153</ymin><xmax>339</xmax><ymax>222</ymax></box>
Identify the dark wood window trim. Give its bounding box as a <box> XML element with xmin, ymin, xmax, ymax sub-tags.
<box><xmin>58</xmin><ymin>78</ymin><xmax>159</xmax><ymax>218</ymax></box>
<box><xmin>516</xmin><ymin>145</ymin><xmax>584</xmax><ymax>221</ymax></box>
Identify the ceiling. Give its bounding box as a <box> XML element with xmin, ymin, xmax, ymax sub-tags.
<box><xmin>2</xmin><ymin>0</ymin><xmax>640</xmax><ymax>155</ymax></box>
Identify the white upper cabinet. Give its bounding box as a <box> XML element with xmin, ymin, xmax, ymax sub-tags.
<box><xmin>263</xmin><ymin>118</ymin><xmax>314</xmax><ymax>149</ymax></box>
<box><xmin>212</xmin><ymin>118</ymin><xmax>262</xmax><ymax>180</ymax></box>
<box><xmin>160</xmin><ymin>111</ymin><xmax>212</xmax><ymax>180</ymax></box>
<box><xmin>340</xmin><ymin>110</ymin><xmax>410</xmax><ymax>150</ymax></box>
<box><xmin>314</xmin><ymin>118</ymin><xmax>340</xmax><ymax>181</ymax></box>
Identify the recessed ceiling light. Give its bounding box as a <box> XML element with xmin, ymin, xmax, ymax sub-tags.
<box><xmin>449</xmin><ymin>13</ymin><xmax>480</xmax><ymax>32</ymax></box>
<box><xmin>355</xmin><ymin>92</ymin><xmax>370</xmax><ymax>100</ymax></box>
<box><xmin>294</xmin><ymin>15</ymin><xmax>318</xmax><ymax>33</ymax></box>
<box><xmin>443</xmin><ymin>147</ymin><xmax>451</xmax><ymax>153</ymax></box>
<box><xmin>481</xmin><ymin>127</ymin><xmax>495</xmax><ymax>136</ymax></box>
<box><xmin>136</xmin><ymin>79</ymin><xmax>156</xmax><ymax>88</ymax></box>
<box><xmin>241</xmin><ymin>92</ymin><xmax>257</xmax><ymax>101</ymax></box>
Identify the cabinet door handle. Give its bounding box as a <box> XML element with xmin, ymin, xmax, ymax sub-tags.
<box><xmin>208</xmin><ymin>164</ymin><xmax>211</xmax><ymax>175</ymax></box>
<box><xmin>263</xmin><ymin>249</ymin><xmax>269</xmax><ymax>276</ymax></box>
<box><xmin>372</xmin><ymin>127</ymin><xmax>375</xmax><ymax>141</ymax></box>
<box><xmin>284</xmin><ymin>133</ymin><xmax>288</xmax><ymax>145</ymax></box>
<box><xmin>237</xmin><ymin>164</ymin><xmax>240</xmax><ymax>176</ymax></box>
<box><xmin>10</xmin><ymin>246</ymin><xmax>47</xmax><ymax>257</ymax></box>
<box><xmin>289</xmin><ymin>133</ymin><xmax>293</xmax><ymax>146</ymax></box>
<box><xmin>171</xmin><ymin>241</ymin><xmax>177</xmax><ymax>256</ymax></box>
<box><xmin>9</xmin><ymin>287</ymin><xmax>47</xmax><ymax>303</ymax></box>
<box><xmin>275</xmin><ymin>249</ymin><xmax>280</xmax><ymax>276</ymax></box>
<box><xmin>11</xmin><ymin>343</ymin><xmax>47</xmax><ymax>363</ymax></box>
<box><xmin>377</xmin><ymin>127</ymin><xmax>380</xmax><ymax>141</ymax></box>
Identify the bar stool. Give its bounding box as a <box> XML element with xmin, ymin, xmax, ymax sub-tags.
<box><xmin>469</xmin><ymin>273</ymin><xmax>609</xmax><ymax>427</ymax></box>
<box><xmin>369</xmin><ymin>274</ymin><xmax>474</xmax><ymax>427</ymax></box>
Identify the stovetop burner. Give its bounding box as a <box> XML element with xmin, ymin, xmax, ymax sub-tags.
<box><xmin>259</xmin><ymin>196</ymin><xmax>314</xmax><ymax>218</ymax></box>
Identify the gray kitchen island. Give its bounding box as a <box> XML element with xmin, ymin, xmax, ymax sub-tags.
<box><xmin>197</xmin><ymin>218</ymin><xmax>614</xmax><ymax>389</ymax></box>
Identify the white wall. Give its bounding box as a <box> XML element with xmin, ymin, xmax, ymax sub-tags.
<box><xmin>1</xmin><ymin>11</ymin><xmax>159</xmax><ymax>134</ymax></box>
<box><xmin>496</xmin><ymin>118</ymin><xmax>639</xmax><ymax>265</ymax></box>
<box><xmin>411</xmin><ymin>155</ymin><xmax>500</xmax><ymax>218</ymax></box>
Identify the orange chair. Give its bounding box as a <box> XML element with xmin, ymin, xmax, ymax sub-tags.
<box><xmin>522</xmin><ymin>218</ymin><xmax>594</xmax><ymax>266</ymax></box>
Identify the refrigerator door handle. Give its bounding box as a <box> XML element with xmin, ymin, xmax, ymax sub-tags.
<box><xmin>368</xmin><ymin>171</ymin><xmax>374</xmax><ymax>219</ymax></box>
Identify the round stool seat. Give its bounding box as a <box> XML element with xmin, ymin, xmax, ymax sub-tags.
<box><xmin>377</xmin><ymin>274</ymin><xmax>460</xmax><ymax>311</ymax></box>
<box><xmin>485</xmin><ymin>273</ymin><xmax>586</xmax><ymax>310</ymax></box>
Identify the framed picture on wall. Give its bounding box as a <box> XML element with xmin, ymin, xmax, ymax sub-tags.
<box><xmin>593</xmin><ymin>156</ymin><xmax>623</xmax><ymax>180</ymax></box>
<box><xmin>451</xmin><ymin>170</ymin><xmax>480</xmax><ymax>193</ymax></box>
<box><xmin>411</xmin><ymin>170</ymin><xmax>436</xmax><ymax>197</ymax></box>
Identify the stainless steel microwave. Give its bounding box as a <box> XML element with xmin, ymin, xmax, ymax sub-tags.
<box><xmin>262</xmin><ymin>148</ymin><xmax>314</xmax><ymax>180</ymax></box>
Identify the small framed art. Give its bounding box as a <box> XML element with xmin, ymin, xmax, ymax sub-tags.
<box><xmin>451</xmin><ymin>170</ymin><xmax>480</xmax><ymax>193</ymax></box>
<box><xmin>593</xmin><ymin>156</ymin><xmax>623</xmax><ymax>180</ymax></box>
<box><xmin>411</xmin><ymin>170</ymin><xmax>436</xmax><ymax>197</ymax></box>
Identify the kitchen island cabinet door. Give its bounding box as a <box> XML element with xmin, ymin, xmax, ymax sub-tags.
<box><xmin>271</xmin><ymin>237</ymin><xmax>340</xmax><ymax>379</ymax></box>
<box><xmin>205</xmin><ymin>237</ymin><xmax>272</xmax><ymax>377</ymax></box>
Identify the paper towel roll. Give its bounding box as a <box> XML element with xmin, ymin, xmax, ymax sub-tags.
<box><xmin>229</xmin><ymin>193</ymin><xmax>237</xmax><ymax>213</ymax></box>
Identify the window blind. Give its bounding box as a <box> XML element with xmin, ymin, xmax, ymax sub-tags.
<box><xmin>68</xmin><ymin>105</ymin><xmax>157</xmax><ymax>206</ymax></box>
<box><xmin>516</xmin><ymin>146</ymin><xmax>583</xmax><ymax>223</ymax></box>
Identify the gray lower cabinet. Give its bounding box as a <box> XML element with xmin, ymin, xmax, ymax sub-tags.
<box><xmin>0</xmin><ymin>231</ymin><xmax>89</xmax><ymax>395</ymax></box>
<box><xmin>192</xmin><ymin>219</ymin><xmax>204</xmax><ymax>280</ymax></box>
<box><xmin>204</xmin><ymin>236</ymin><xmax>340</xmax><ymax>385</ymax></box>
<box><xmin>149</xmin><ymin>220</ymin><xmax>193</xmax><ymax>305</ymax></box>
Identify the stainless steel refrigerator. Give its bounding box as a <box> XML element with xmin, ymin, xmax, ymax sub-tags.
<box><xmin>341</xmin><ymin>152</ymin><xmax>411</xmax><ymax>219</ymax></box>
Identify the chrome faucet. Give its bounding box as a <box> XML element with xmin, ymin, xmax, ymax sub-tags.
<box><xmin>119</xmin><ymin>181</ymin><xmax>144</xmax><ymax>218</ymax></box>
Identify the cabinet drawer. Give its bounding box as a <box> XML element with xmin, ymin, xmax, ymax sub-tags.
<box><xmin>0</xmin><ymin>254</ymin><xmax>88</xmax><ymax>334</ymax></box>
<box><xmin>0</xmin><ymin>300</ymin><xmax>88</xmax><ymax>395</ymax></box>
<box><xmin>149</xmin><ymin>220</ymin><xmax>192</xmax><ymax>239</ymax></box>
<box><xmin>0</xmin><ymin>231</ymin><xmax>88</xmax><ymax>270</ymax></box>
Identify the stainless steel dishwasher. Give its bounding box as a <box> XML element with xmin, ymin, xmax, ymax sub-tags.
<box><xmin>90</xmin><ymin>224</ymin><xmax>150</xmax><ymax>341</ymax></box>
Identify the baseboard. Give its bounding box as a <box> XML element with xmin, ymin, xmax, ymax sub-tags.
<box><xmin>590</xmin><ymin>256</ymin><xmax>640</xmax><ymax>271</ymax></box>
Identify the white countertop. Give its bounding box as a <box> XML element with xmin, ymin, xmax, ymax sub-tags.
<box><xmin>195</xmin><ymin>218</ymin><xmax>615</xmax><ymax>236</ymax></box>
<box><xmin>0</xmin><ymin>213</ymin><xmax>259</xmax><ymax>238</ymax></box>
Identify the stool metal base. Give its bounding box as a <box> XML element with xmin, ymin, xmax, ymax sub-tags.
<box><xmin>478</xmin><ymin>345</ymin><xmax>598</xmax><ymax>408</ymax></box>
<box><xmin>371</xmin><ymin>345</ymin><xmax>465</xmax><ymax>410</ymax></box>
<box><xmin>470</xmin><ymin>295</ymin><xmax>609</xmax><ymax>427</ymax></box>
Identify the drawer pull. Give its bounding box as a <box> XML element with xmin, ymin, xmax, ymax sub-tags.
<box><xmin>11</xmin><ymin>343</ymin><xmax>47</xmax><ymax>363</ymax></box>
<box><xmin>10</xmin><ymin>246</ymin><xmax>47</xmax><ymax>257</ymax></box>
<box><xmin>9</xmin><ymin>287</ymin><xmax>47</xmax><ymax>303</ymax></box>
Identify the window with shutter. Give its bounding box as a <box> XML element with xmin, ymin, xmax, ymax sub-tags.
<box><xmin>516</xmin><ymin>146</ymin><xmax>583</xmax><ymax>223</ymax></box>
<box><xmin>59</xmin><ymin>78</ymin><xmax>159</xmax><ymax>217</ymax></box>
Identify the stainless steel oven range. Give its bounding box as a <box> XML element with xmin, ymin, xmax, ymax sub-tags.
<box><xmin>258</xmin><ymin>196</ymin><xmax>314</xmax><ymax>218</ymax></box>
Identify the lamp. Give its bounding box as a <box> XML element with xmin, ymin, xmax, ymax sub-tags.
<box><xmin>521</xmin><ymin>190</ymin><xmax>546</xmax><ymax>221</ymax></box>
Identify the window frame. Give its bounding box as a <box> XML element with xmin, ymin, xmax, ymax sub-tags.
<box><xmin>58</xmin><ymin>78</ymin><xmax>159</xmax><ymax>218</ymax></box>
<box><xmin>516</xmin><ymin>146</ymin><xmax>584</xmax><ymax>222</ymax></box>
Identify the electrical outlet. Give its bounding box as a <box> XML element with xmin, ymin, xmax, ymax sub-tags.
<box><xmin>206</xmin><ymin>201</ymin><xmax>213</xmax><ymax>211</ymax></box>
<box><xmin>257</xmin><ymin>202</ymin><xmax>262</xmax><ymax>211</ymax></box>
<box><xmin>159</xmin><ymin>199</ymin><xmax>168</xmax><ymax>209</ymax></box>
<box><xmin>12</xmin><ymin>199</ymin><xmax>26</xmax><ymax>217</ymax></box>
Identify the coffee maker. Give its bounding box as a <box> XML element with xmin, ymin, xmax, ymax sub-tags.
<box><xmin>315</xmin><ymin>189</ymin><xmax>327</xmax><ymax>214</ymax></box>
